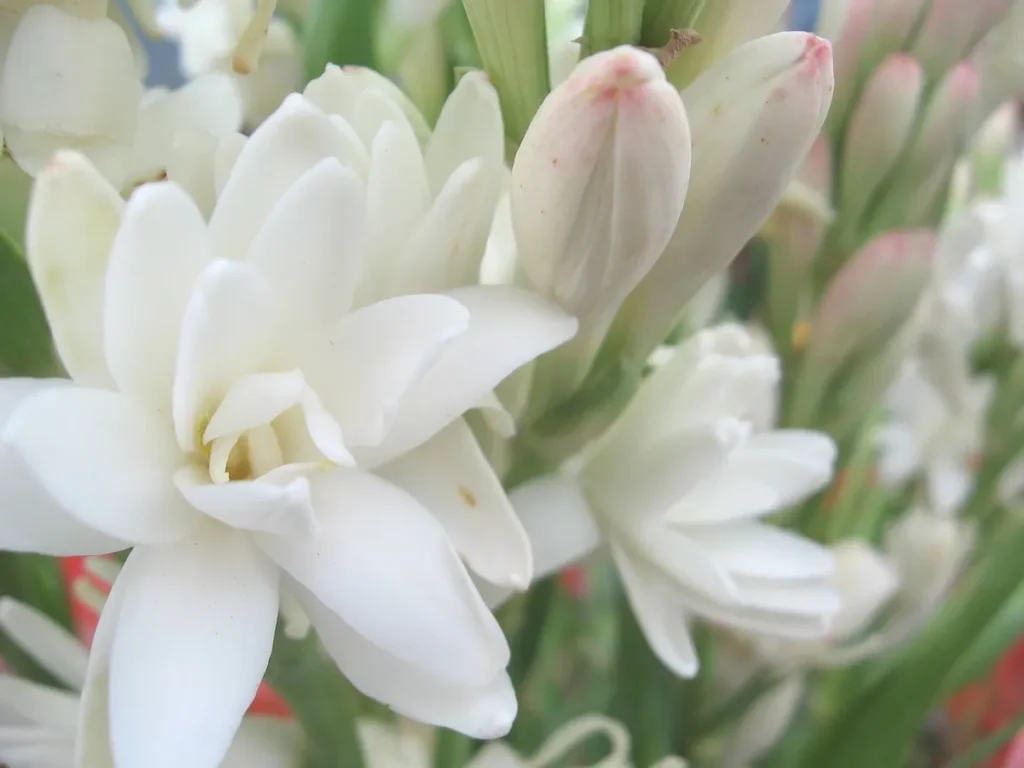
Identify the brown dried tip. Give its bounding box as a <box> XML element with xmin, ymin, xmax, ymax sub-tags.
<box><xmin>646</xmin><ymin>28</ymin><xmax>702</xmax><ymax>69</ymax></box>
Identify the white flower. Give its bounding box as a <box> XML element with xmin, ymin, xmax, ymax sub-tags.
<box><xmin>0</xmin><ymin>596</ymin><xmax>303</xmax><ymax>768</ymax></box>
<box><xmin>157</xmin><ymin>0</ymin><xmax>302</xmax><ymax>127</ymax></box>
<box><xmin>877</xmin><ymin>358</ymin><xmax>992</xmax><ymax>513</ymax></box>
<box><xmin>1</xmin><ymin>92</ymin><xmax>576</xmax><ymax>765</ymax></box>
<box><xmin>0</xmin><ymin>2</ymin><xmax>143</xmax><ymax>176</ymax></box>
<box><xmin>512</xmin><ymin>324</ymin><xmax>839</xmax><ymax>677</ymax></box>
<box><xmin>884</xmin><ymin>509</ymin><xmax>973</xmax><ymax>612</ymax></box>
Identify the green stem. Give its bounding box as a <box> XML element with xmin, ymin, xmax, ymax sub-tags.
<box><xmin>639</xmin><ymin>0</ymin><xmax>705</xmax><ymax>47</ymax></box>
<box><xmin>610</xmin><ymin>593</ymin><xmax>670</xmax><ymax>765</ymax></box>
<box><xmin>507</xmin><ymin>577</ymin><xmax>556</xmax><ymax>690</ymax></box>
<box><xmin>582</xmin><ymin>0</ymin><xmax>644</xmax><ymax>55</ymax></box>
<box><xmin>303</xmin><ymin>0</ymin><xmax>378</xmax><ymax>80</ymax></box>
<box><xmin>433</xmin><ymin>729</ymin><xmax>472</xmax><ymax>768</ymax></box>
<box><xmin>265</xmin><ymin>628</ymin><xmax>365</xmax><ymax>768</ymax></box>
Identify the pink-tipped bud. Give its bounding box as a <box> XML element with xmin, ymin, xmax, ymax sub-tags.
<box><xmin>510</xmin><ymin>45</ymin><xmax>692</xmax><ymax>350</ymax></box>
<box><xmin>824</xmin><ymin>0</ymin><xmax>876</xmax><ymax>129</ymax></box>
<box><xmin>618</xmin><ymin>33</ymin><xmax>834</xmax><ymax>363</ymax></box>
<box><xmin>911</xmin><ymin>0</ymin><xmax>1012</xmax><ymax>80</ymax></box>
<box><xmin>839</xmin><ymin>54</ymin><xmax>924</xmax><ymax>229</ymax></box>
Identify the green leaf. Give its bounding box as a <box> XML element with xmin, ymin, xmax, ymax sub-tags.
<box><xmin>947</xmin><ymin>708</ymin><xmax>1024</xmax><ymax>768</ymax></box>
<box><xmin>303</xmin><ymin>0</ymin><xmax>379</xmax><ymax>80</ymax></box>
<box><xmin>0</xmin><ymin>221</ymin><xmax>58</xmax><ymax>378</ymax></box>
<box><xmin>582</xmin><ymin>0</ymin><xmax>644</xmax><ymax>55</ymax></box>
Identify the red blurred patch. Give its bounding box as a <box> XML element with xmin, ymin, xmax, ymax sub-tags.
<box><xmin>559</xmin><ymin>565</ymin><xmax>590</xmax><ymax>600</ymax></box>
<box><xmin>59</xmin><ymin>556</ymin><xmax>291</xmax><ymax>719</ymax></box>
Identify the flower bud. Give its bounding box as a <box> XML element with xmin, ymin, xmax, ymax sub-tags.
<box><xmin>911</xmin><ymin>0</ymin><xmax>1012</xmax><ymax>80</ymax></box>
<box><xmin>616</xmin><ymin>33</ymin><xmax>833</xmax><ymax>365</ymax></box>
<box><xmin>838</xmin><ymin>54</ymin><xmax>923</xmax><ymax>233</ymax></box>
<box><xmin>790</xmin><ymin>230</ymin><xmax>936</xmax><ymax>425</ymax></box>
<box><xmin>665</xmin><ymin>0</ymin><xmax>791</xmax><ymax>89</ymax></box>
<box><xmin>868</xmin><ymin>62</ymin><xmax>980</xmax><ymax>235</ymax></box>
<box><xmin>724</xmin><ymin>677</ymin><xmax>804</xmax><ymax>768</ymax></box>
<box><xmin>856</xmin><ymin>0</ymin><xmax>930</xmax><ymax>74</ymax></box>
<box><xmin>885</xmin><ymin>510</ymin><xmax>973</xmax><ymax>611</ymax></box>
<box><xmin>823</xmin><ymin>0</ymin><xmax>874</xmax><ymax>129</ymax></box>
<box><xmin>510</xmin><ymin>45</ymin><xmax>691</xmax><ymax>372</ymax></box>
<box><xmin>828</xmin><ymin>540</ymin><xmax>899</xmax><ymax>641</ymax></box>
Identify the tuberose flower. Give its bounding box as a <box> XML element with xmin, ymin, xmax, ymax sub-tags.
<box><xmin>0</xmin><ymin>89</ymin><xmax>576</xmax><ymax>766</ymax></box>
<box><xmin>511</xmin><ymin>324</ymin><xmax>839</xmax><ymax>677</ymax></box>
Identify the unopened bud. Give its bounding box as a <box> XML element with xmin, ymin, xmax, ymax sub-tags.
<box><xmin>617</xmin><ymin>33</ymin><xmax>833</xmax><ymax>366</ymax></box>
<box><xmin>911</xmin><ymin>0</ymin><xmax>1012</xmax><ymax>81</ymax></box>
<box><xmin>839</xmin><ymin>54</ymin><xmax>924</xmax><ymax>234</ymax></box>
<box><xmin>856</xmin><ymin>0</ymin><xmax>930</xmax><ymax>76</ymax></box>
<box><xmin>790</xmin><ymin>230</ymin><xmax>936</xmax><ymax>425</ymax></box>
<box><xmin>828</xmin><ymin>540</ymin><xmax>899</xmax><ymax>641</ymax></box>
<box><xmin>823</xmin><ymin>0</ymin><xmax>875</xmax><ymax>130</ymax></box>
<box><xmin>510</xmin><ymin>45</ymin><xmax>691</xmax><ymax>379</ymax></box>
<box><xmin>665</xmin><ymin>0</ymin><xmax>791</xmax><ymax>89</ymax></box>
<box><xmin>723</xmin><ymin>676</ymin><xmax>804</xmax><ymax>768</ymax></box>
<box><xmin>885</xmin><ymin>509</ymin><xmax>973</xmax><ymax>610</ymax></box>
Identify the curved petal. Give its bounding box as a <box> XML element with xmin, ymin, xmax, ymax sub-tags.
<box><xmin>255</xmin><ymin>468</ymin><xmax>508</xmax><ymax>686</ymax></box>
<box><xmin>174</xmin><ymin>465</ymin><xmax>319</xmax><ymax>538</ymax></box>
<box><xmin>297</xmin><ymin>584</ymin><xmax>517</xmax><ymax>739</ymax></box>
<box><xmin>0</xmin><ymin>379</ymin><xmax>127</xmax><ymax>555</ymax></box>
<box><xmin>731</xmin><ymin>576</ymin><xmax>840</xmax><ymax>619</ymax></box>
<box><xmin>104</xmin><ymin>182</ymin><xmax>214</xmax><ymax>411</ymax></box>
<box><xmin>509</xmin><ymin>475</ymin><xmax>601</xmax><ymax>581</ymax></box>
<box><xmin>172</xmin><ymin>260</ymin><xmax>281</xmax><ymax>453</ymax></box>
<box><xmin>631</xmin><ymin>522</ymin><xmax>741</xmax><ymax>606</ymax></box>
<box><xmin>685</xmin><ymin>523</ymin><xmax>835</xmax><ymax>581</ymax></box>
<box><xmin>3</xmin><ymin>386</ymin><xmax>202</xmax><ymax>544</ymax></box>
<box><xmin>246</xmin><ymin>158</ymin><xmax>367</xmax><ymax>331</ymax></box>
<box><xmin>365</xmin><ymin>286</ymin><xmax>578</xmax><ymax>464</ymax></box>
<box><xmin>612</xmin><ymin>545</ymin><xmax>699</xmax><ymax>678</ymax></box>
<box><xmin>301</xmin><ymin>295</ymin><xmax>469</xmax><ymax>451</ymax></box>
<box><xmin>222</xmin><ymin>718</ymin><xmax>304</xmax><ymax>768</ymax></box>
<box><xmin>379</xmin><ymin>419</ymin><xmax>533</xmax><ymax>589</ymax></box>
<box><xmin>26</xmin><ymin>151</ymin><xmax>123</xmax><ymax>387</ymax></box>
<box><xmin>108</xmin><ymin>532</ymin><xmax>279</xmax><ymax>768</ymax></box>
<box><xmin>209</xmin><ymin>94</ymin><xmax>358</xmax><ymax>260</ymax></box>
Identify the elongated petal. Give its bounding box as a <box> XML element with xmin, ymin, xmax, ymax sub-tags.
<box><xmin>509</xmin><ymin>475</ymin><xmax>602</xmax><ymax>580</ymax></box>
<box><xmin>297</xmin><ymin>583</ymin><xmax>516</xmax><ymax>739</ymax></box>
<box><xmin>4</xmin><ymin>386</ymin><xmax>202</xmax><ymax>544</ymax></box>
<box><xmin>732</xmin><ymin>577</ymin><xmax>841</xmax><ymax>618</ymax></box>
<box><xmin>829</xmin><ymin>540</ymin><xmax>899</xmax><ymax>639</ymax></box>
<box><xmin>511</xmin><ymin>46</ymin><xmax>691</xmax><ymax>333</ymax></box>
<box><xmin>174</xmin><ymin>465</ymin><xmax>318</xmax><ymax>538</ymax></box>
<box><xmin>364</xmin><ymin>286</ymin><xmax>578</xmax><ymax>464</ymax></box>
<box><xmin>108</xmin><ymin>532</ymin><xmax>279</xmax><ymax>768</ymax></box>
<box><xmin>839</xmin><ymin>54</ymin><xmax>923</xmax><ymax>227</ymax></box>
<box><xmin>0</xmin><ymin>598</ymin><xmax>88</xmax><ymax>690</ymax></box>
<box><xmin>256</xmin><ymin>469</ymin><xmax>508</xmax><ymax>686</ymax></box>
<box><xmin>300</xmin><ymin>295</ymin><xmax>470</xmax><ymax>450</ymax></box>
<box><xmin>172</xmin><ymin>260</ymin><xmax>281</xmax><ymax>453</ymax></box>
<box><xmin>0</xmin><ymin>379</ymin><xmax>127</xmax><ymax>555</ymax></box>
<box><xmin>104</xmin><ymin>182</ymin><xmax>214</xmax><ymax>411</ymax></box>
<box><xmin>632</xmin><ymin>523</ymin><xmax>742</xmax><ymax>606</ymax></box>
<box><xmin>0</xmin><ymin>6</ymin><xmax>141</xmax><ymax>142</ymax></box>
<box><xmin>222</xmin><ymin>718</ymin><xmax>303</xmax><ymax>768</ymax></box>
<box><xmin>26</xmin><ymin>151</ymin><xmax>123</xmax><ymax>387</ymax></box>
<box><xmin>247</xmin><ymin>158</ymin><xmax>367</xmax><ymax>328</ymax></box>
<box><xmin>612</xmin><ymin>545</ymin><xmax>698</xmax><ymax>677</ymax></box>
<box><xmin>0</xmin><ymin>676</ymin><xmax>79</xmax><ymax>731</ymax></box>
<box><xmin>378</xmin><ymin>419</ymin><xmax>533</xmax><ymax>589</ymax></box>
<box><xmin>209</xmin><ymin>94</ymin><xmax>359</xmax><ymax>259</ymax></box>
<box><xmin>621</xmin><ymin>33</ymin><xmax>833</xmax><ymax>361</ymax></box>
<box><xmin>687</xmin><ymin>523</ymin><xmax>835</xmax><ymax>580</ymax></box>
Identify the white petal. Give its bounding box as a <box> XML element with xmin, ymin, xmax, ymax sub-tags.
<box><xmin>301</xmin><ymin>295</ymin><xmax>470</xmax><ymax>451</ymax></box>
<box><xmin>26</xmin><ymin>151</ymin><xmax>123</xmax><ymax>387</ymax></box>
<box><xmin>3</xmin><ymin>386</ymin><xmax>203</xmax><ymax>544</ymax></box>
<box><xmin>297</xmin><ymin>584</ymin><xmax>517</xmax><ymax>739</ymax></box>
<box><xmin>378</xmin><ymin>419</ymin><xmax>533</xmax><ymax>589</ymax></box>
<box><xmin>509</xmin><ymin>475</ymin><xmax>602</xmax><ymax>581</ymax></box>
<box><xmin>585</xmin><ymin>420</ymin><xmax>743</xmax><ymax>523</ymax></box>
<box><xmin>256</xmin><ymin>468</ymin><xmax>508</xmax><ymax>686</ymax></box>
<box><xmin>172</xmin><ymin>260</ymin><xmax>281</xmax><ymax>453</ymax></box>
<box><xmin>166</xmin><ymin>128</ymin><xmax>221</xmax><ymax>218</ymax></box>
<box><xmin>612</xmin><ymin>546</ymin><xmax>699</xmax><ymax>678</ymax></box>
<box><xmin>104</xmin><ymin>182</ymin><xmax>214</xmax><ymax>410</ymax></box>
<box><xmin>0</xmin><ymin>598</ymin><xmax>88</xmax><ymax>690</ymax></box>
<box><xmin>425</xmin><ymin>71</ymin><xmax>504</xmax><ymax>198</ymax></box>
<box><xmin>203</xmin><ymin>371</ymin><xmax>350</xmax><ymax>466</ymax></box>
<box><xmin>366</xmin><ymin>286</ymin><xmax>578</xmax><ymax>463</ymax></box>
<box><xmin>174</xmin><ymin>465</ymin><xmax>319</xmax><ymax>538</ymax></box>
<box><xmin>0</xmin><ymin>7</ymin><xmax>141</xmax><ymax>143</ymax></box>
<box><xmin>109</xmin><ymin>532</ymin><xmax>279</xmax><ymax>768</ymax></box>
<box><xmin>732</xmin><ymin>576</ymin><xmax>840</xmax><ymax>619</ymax></box>
<box><xmin>631</xmin><ymin>522</ymin><xmax>741</xmax><ymax>606</ymax></box>
<box><xmin>246</xmin><ymin>158</ymin><xmax>367</xmax><ymax>332</ymax></box>
<box><xmin>685</xmin><ymin>523</ymin><xmax>835</xmax><ymax>580</ymax></box>
<box><xmin>209</xmin><ymin>94</ymin><xmax>357</xmax><ymax>259</ymax></box>
<box><xmin>0</xmin><ymin>379</ymin><xmax>127</xmax><ymax>555</ymax></box>
<box><xmin>0</xmin><ymin>676</ymin><xmax>79</xmax><ymax>731</ymax></box>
